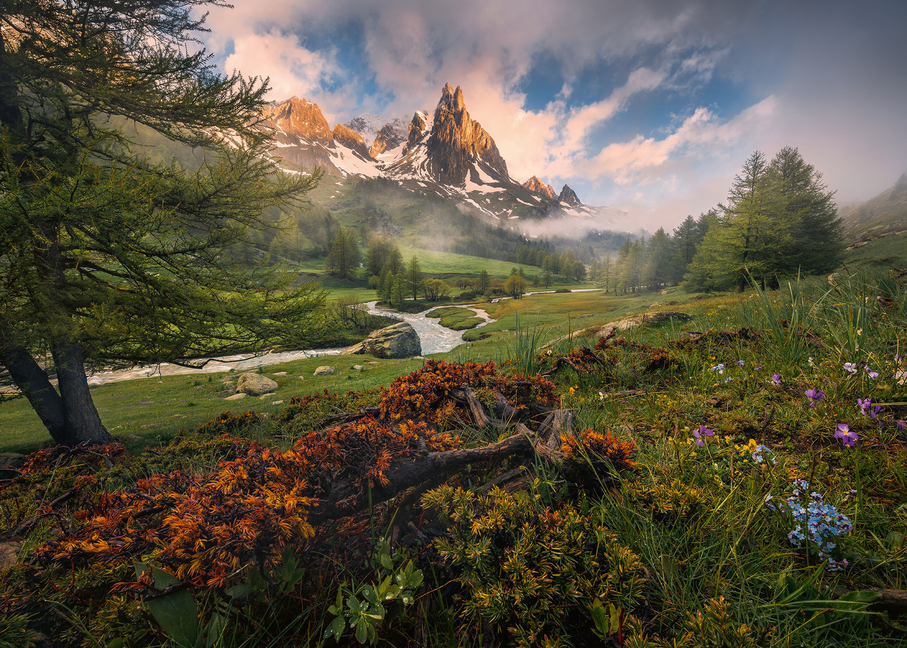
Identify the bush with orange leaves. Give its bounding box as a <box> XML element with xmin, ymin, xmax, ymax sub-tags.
<box><xmin>379</xmin><ymin>359</ymin><xmax>557</xmax><ymax>427</ymax></box>
<box><xmin>560</xmin><ymin>428</ymin><xmax>638</xmax><ymax>489</ymax></box>
<box><xmin>32</xmin><ymin>414</ymin><xmax>461</xmax><ymax>591</ymax></box>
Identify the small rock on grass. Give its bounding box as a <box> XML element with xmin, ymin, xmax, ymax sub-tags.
<box><xmin>225</xmin><ymin>393</ymin><xmax>247</xmax><ymax>401</ymax></box>
<box><xmin>314</xmin><ymin>366</ymin><xmax>335</xmax><ymax>376</ymax></box>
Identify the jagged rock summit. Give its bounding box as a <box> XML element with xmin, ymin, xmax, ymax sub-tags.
<box><xmin>261</xmin><ymin>97</ymin><xmax>332</xmax><ymax>146</ymax></box>
<box><xmin>523</xmin><ymin>176</ymin><xmax>557</xmax><ymax>200</ymax></box>
<box><xmin>559</xmin><ymin>185</ymin><xmax>581</xmax><ymax>206</ymax></box>
<box><xmin>252</xmin><ymin>84</ymin><xmax>619</xmax><ymax>224</ymax></box>
<box><xmin>332</xmin><ymin>123</ymin><xmax>370</xmax><ymax>159</ymax></box>
<box><xmin>424</xmin><ymin>83</ymin><xmax>509</xmax><ymax>186</ymax></box>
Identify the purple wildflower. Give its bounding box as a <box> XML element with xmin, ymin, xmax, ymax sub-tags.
<box><xmin>843</xmin><ymin>362</ymin><xmax>857</xmax><ymax>374</ymax></box>
<box><xmin>834</xmin><ymin>423</ymin><xmax>859</xmax><ymax>447</ymax></box>
<box><xmin>865</xmin><ymin>366</ymin><xmax>879</xmax><ymax>379</ymax></box>
<box><xmin>804</xmin><ymin>388</ymin><xmax>825</xmax><ymax>407</ymax></box>
<box><xmin>771</xmin><ymin>373</ymin><xmax>782</xmax><ymax>385</ymax></box>
<box><xmin>857</xmin><ymin>397</ymin><xmax>871</xmax><ymax>415</ymax></box>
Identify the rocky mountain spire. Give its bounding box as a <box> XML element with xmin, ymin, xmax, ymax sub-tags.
<box><xmin>260</xmin><ymin>97</ymin><xmax>332</xmax><ymax>146</ymax></box>
<box><xmin>369</xmin><ymin>119</ymin><xmax>409</xmax><ymax>157</ymax></box>
<box><xmin>403</xmin><ymin>111</ymin><xmax>429</xmax><ymax>155</ymax></box>
<box><xmin>425</xmin><ymin>83</ymin><xmax>508</xmax><ymax>186</ymax></box>
<box><xmin>558</xmin><ymin>185</ymin><xmax>581</xmax><ymax>206</ymax></box>
<box><xmin>523</xmin><ymin>176</ymin><xmax>557</xmax><ymax>200</ymax></box>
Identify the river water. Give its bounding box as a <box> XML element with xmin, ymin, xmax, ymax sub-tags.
<box><xmin>78</xmin><ymin>302</ymin><xmax>494</xmax><ymax>387</ymax></box>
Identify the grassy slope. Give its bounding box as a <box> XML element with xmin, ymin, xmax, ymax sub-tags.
<box><xmin>0</xmin><ymin>287</ymin><xmax>679</xmax><ymax>454</ymax></box>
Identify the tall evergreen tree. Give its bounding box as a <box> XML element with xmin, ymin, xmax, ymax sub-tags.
<box><xmin>0</xmin><ymin>0</ymin><xmax>324</xmax><ymax>446</ymax></box>
<box><xmin>407</xmin><ymin>256</ymin><xmax>422</xmax><ymax>300</ymax></box>
<box><xmin>684</xmin><ymin>149</ymin><xmax>842</xmax><ymax>292</ymax></box>
<box><xmin>643</xmin><ymin>228</ymin><xmax>672</xmax><ymax>290</ymax></box>
<box><xmin>477</xmin><ymin>269</ymin><xmax>490</xmax><ymax>294</ymax></box>
<box><xmin>325</xmin><ymin>228</ymin><xmax>361</xmax><ymax>280</ymax></box>
<box><xmin>767</xmin><ymin>147</ymin><xmax>843</xmax><ymax>277</ymax></box>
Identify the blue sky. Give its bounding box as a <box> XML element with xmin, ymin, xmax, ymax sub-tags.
<box><xmin>202</xmin><ymin>0</ymin><xmax>907</xmax><ymax>231</ymax></box>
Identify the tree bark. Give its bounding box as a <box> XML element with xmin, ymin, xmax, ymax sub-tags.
<box><xmin>0</xmin><ymin>340</ymin><xmax>114</xmax><ymax>447</ymax></box>
<box><xmin>0</xmin><ymin>345</ymin><xmax>68</xmax><ymax>441</ymax></box>
<box><xmin>308</xmin><ymin>431</ymin><xmax>535</xmax><ymax>524</ymax></box>
<box><xmin>50</xmin><ymin>340</ymin><xmax>115</xmax><ymax>446</ymax></box>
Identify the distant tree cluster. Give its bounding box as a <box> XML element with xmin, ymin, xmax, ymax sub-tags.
<box><xmin>685</xmin><ymin>147</ymin><xmax>843</xmax><ymax>291</ymax></box>
<box><xmin>587</xmin><ymin>147</ymin><xmax>843</xmax><ymax>294</ymax></box>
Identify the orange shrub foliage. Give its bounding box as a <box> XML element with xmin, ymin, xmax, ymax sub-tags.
<box><xmin>293</xmin><ymin>416</ymin><xmax>459</xmax><ymax>497</ymax></box>
<box><xmin>560</xmin><ymin>428</ymin><xmax>638</xmax><ymax>473</ymax></box>
<box><xmin>43</xmin><ymin>438</ymin><xmax>315</xmax><ymax>588</ymax></box>
<box><xmin>379</xmin><ymin>360</ymin><xmax>557</xmax><ymax>426</ymax></box>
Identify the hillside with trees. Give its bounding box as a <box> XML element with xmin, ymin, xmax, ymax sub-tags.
<box><xmin>0</xmin><ymin>0</ymin><xmax>332</xmax><ymax>446</ymax></box>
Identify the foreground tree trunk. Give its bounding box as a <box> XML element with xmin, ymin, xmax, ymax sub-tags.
<box><xmin>0</xmin><ymin>342</ymin><xmax>114</xmax><ymax>447</ymax></box>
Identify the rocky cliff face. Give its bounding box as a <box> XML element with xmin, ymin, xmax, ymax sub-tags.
<box><xmin>403</xmin><ymin>111</ymin><xmax>429</xmax><ymax>155</ymax></box>
<box><xmin>558</xmin><ymin>185</ymin><xmax>581</xmax><ymax>206</ymax></box>
<box><xmin>261</xmin><ymin>97</ymin><xmax>332</xmax><ymax>146</ymax></box>
<box><xmin>259</xmin><ymin>97</ymin><xmax>335</xmax><ymax>169</ymax></box>
<box><xmin>369</xmin><ymin>119</ymin><xmax>409</xmax><ymax>157</ymax></box>
<box><xmin>332</xmin><ymin>123</ymin><xmax>371</xmax><ymax>159</ymax></box>
<box><xmin>424</xmin><ymin>84</ymin><xmax>509</xmax><ymax>186</ymax></box>
<box><xmin>523</xmin><ymin>175</ymin><xmax>557</xmax><ymax>200</ymax></box>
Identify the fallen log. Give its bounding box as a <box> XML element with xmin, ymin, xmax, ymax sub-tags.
<box><xmin>308</xmin><ymin>429</ymin><xmax>536</xmax><ymax>525</ymax></box>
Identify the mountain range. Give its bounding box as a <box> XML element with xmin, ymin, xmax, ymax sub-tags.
<box><xmin>256</xmin><ymin>83</ymin><xmax>620</xmax><ymax>226</ymax></box>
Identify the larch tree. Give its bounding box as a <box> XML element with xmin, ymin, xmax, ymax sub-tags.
<box><xmin>407</xmin><ymin>256</ymin><xmax>422</xmax><ymax>300</ymax></box>
<box><xmin>684</xmin><ymin>149</ymin><xmax>842</xmax><ymax>292</ymax></box>
<box><xmin>0</xmin><ymin>0</ymin><xmax>326</xmax><ymax>446</ymax></box>
<box><xmin>325</xmin><ymin>228</ymin><xmax>361</xmax><ymax>280</ymax></box>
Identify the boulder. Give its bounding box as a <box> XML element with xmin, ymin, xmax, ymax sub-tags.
<box><xmin>341</xmin><ymin>322</ymin><xmax>422</xmax><ymax>359</ymax></box>
<box><xmin>236</xmin><ymin>373</ymin><xmax>278</xmax><ymax>396</ymax></box>
<box><xmin>314</xmin><ymin>366</ymin><xmax>335</xmax><ymax>376</ymax></box>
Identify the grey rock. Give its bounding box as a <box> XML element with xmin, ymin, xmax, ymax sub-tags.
<box><xmin>341</xmin><ymin>322</ymin><xmax>422</xmax><ymax>359</ymax></box>
<box><xmin>314</xmin><ymin>366</ymin><xmax>335</xmax><ymax>376</ymax></box>
<box><xmin>237</xmin><ymin>372</ymin><xmax>278</xmax><ymax>396</ymax></box>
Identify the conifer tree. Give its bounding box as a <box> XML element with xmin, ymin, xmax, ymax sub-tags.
<box><xmin>0</xmin><ymin>0</ymin><xmax>325</xmax><ymax>446</ymax></box>
<box><xmin>407</xmin><ymin>256</ymin><xmax>422</xmax><ymax>300</ymax></box>
<box><xmin>325</xmin><ymin>228</ymin><xmax>361</xmax><ymax>280</ymax></box>
<box><xmin>477</xmin><ymin>269</ymin><xmax>490</xmax><ymax>294</ymax></box>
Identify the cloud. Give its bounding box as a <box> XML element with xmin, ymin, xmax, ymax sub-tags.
<box><xmin>196</xmin><ymin>0</ymin><xmax>907</xmax><ymax>231</ymax></box>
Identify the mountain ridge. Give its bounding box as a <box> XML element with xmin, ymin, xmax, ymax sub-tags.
<box><xmin>256</xmin><ymin>84</ymin><xmax>616</xmax><ymax>227</ymax></box>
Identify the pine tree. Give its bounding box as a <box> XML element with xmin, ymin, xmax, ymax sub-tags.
<box><xmin>767</xmin><ymin>147</ymin><xmax>842</xmax><ymax>277</ymax></box>
<box><xmin>0</xmin><ymin>0</ymin><xmax>324</xmax><ymax>446</ymax></box>
<box><xmin>477</xmin><ymin>269</ymin><xmax>490</xmax><ymax>294</ymax></box>
<box><xmin>325</xmin><ymin>228</ymin><xmax>361</xmax><ymax>280</ymax></box>
<box><xmin>391</xmin><ymin>272</ymin><xmax>406</xmax><ymax>308</ymax></box>
<box><xmin>407</xmin><ymin>256</ymin><xmax>422</xmax><ymax>300</ymax></box>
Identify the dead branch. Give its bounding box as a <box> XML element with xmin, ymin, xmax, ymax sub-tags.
<box><xmin>462</xmin><ymin>386</ymin><xmax>495</xmax><ymax>429</ymax></box>
<box><xmin>308</xmin><ymin>429</ymin><xmax>536</xmax><ymax>525</ymax></box>
<box><xmin>318</xmin><ymin>407</ymin><xmax>382</xmax><ymax>428</ymax></box>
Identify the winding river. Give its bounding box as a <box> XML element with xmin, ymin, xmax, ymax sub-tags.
<box><xmin>80</xmin><ymin>302</ymin><xmax>494</xmax><ymax>386</ymax></box>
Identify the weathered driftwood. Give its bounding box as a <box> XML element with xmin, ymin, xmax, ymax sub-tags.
<box><xmin>308</xmin><ymin>430</ymin><xmax>536</xmax><ymax>524</ymax></box>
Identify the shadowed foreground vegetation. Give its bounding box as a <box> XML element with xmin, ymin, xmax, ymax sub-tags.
<box><xmin>1</xmin><ymin>270</ymin><xmax>906</xmax><ymax>647</ymax></box>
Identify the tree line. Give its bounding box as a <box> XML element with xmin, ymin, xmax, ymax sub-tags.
<box><xmin>588</xmin><ymin>147</ymin><xmax>843</xmax><ymax>294</ymax></box>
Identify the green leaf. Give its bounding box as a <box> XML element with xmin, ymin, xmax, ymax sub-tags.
<box><xmin>380</xmin><ymin>553</ymin><xmax>394</xmax><ymax>571</ymax></box>
<box><xmin>134</xmin><ymin>564</ymin><xmax>198</xmax><ymax>648</ymax></box>
<box><xmin>362</xmin><ymin>585</ymin><xmax>379</xmax><ymax>606</ymax></box>
<box><xmin>225</xmin><ymin>583</ymin><xmax>249</xmax><ymax>600</ymax></box>
<box><xmin>589</xmin><ymin>599</ymin><xmax>609</xmax><ymax>636</ymax></box>
<box><xmin>355</xmin><ymin>619</ymin><xmax>368</xmax><ymax>644</ymax></box>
